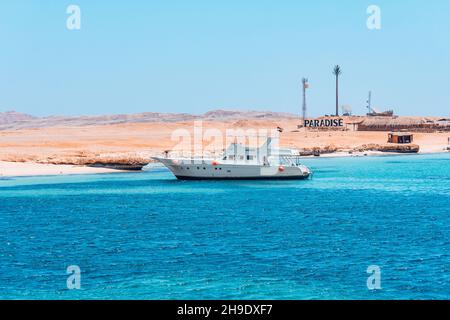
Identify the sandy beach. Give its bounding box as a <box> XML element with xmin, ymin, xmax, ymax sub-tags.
<box><xmin>0</xmin><ymin>161</ymin><xmax>125</xmax><ymax>177</ymax></box>
<box><xmin>0</xmin><ymin>117</ymin><xmax>448</xmax><ymax>177</ymax></box>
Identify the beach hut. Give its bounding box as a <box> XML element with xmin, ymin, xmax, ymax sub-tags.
<box><xmin>388</xmin><ymin>132</ymin><xmax>413</xmax><ymax>144</ymax></box>
<box><xmin>344</xmin><ymin>120</ymin><xmax>364</xmax><ymax>131</ymax></box>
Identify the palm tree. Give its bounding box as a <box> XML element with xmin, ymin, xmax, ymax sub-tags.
<box><xmin>333</xmin><ymin>65</ymin><xmax>342</xmax><ymax>116</ymax></box>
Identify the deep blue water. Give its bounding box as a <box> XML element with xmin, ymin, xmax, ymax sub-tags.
<box><xmin>0</xmin><ymin>153</ymin><xmax>449</xmax><ymax>299</ymax></box>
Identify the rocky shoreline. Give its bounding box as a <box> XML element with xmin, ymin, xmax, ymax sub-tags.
<box><xmin>0</xmin><ymin>152</ymin><xmax>152</xmax><ymax>171</ymax></box>
<box><xmin>299</xmin><ymin>143</ymin><xmax>420</xmax><ymax>156</ymax></box>
<box><xmin>1</xmin><ymin>143</ymin><xmax>423</xmax><ymax>171</ymax></box>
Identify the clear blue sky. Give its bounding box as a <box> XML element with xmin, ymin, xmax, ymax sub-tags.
<box><xmin>0</xmin><ymin>0</ymin><xmax>449</xmax><ymax>116</ymax></box>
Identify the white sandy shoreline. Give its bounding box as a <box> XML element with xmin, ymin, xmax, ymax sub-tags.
<box><xmin>0</xmin><ymin>161</ymin><xmax>126</xmax><ymax>178</ymax></box>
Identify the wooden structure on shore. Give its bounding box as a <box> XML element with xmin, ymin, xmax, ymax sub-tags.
<box><xmin>388</xmin><ymin>132</ymin><xmax>413</xmax><ymax>144</ymax></box>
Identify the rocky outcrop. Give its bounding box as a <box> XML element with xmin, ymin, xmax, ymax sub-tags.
<box><xmin>353</xmin><ymin>143</ymin><xmax>420</xmax><ymax>153</ymax></box>
<box><xmin>49</xmin><ymin>153</ymin><xmax>151</xmax><ymax>170</ymax></box>
<box><xmin>0</xmin><ymin>152</ymin><xmax>152</xmax><ymax>171</ymax></box>
<box><xmin>299</xmin><ymin>145</ymin><xmax>338</xmax><ymax>156</ymax></box>
<box><xmin>298</xmin><ymin>143</ymin><xmax>420</xmax><ymax>156</ymax></box>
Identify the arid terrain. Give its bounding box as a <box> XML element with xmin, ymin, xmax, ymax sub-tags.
<box><xmin>0</xmin><ymin>110</ymin><xmax>449</xmax><ymax>177</ymax></box>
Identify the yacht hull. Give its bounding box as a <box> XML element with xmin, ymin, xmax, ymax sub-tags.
<box><xmin>174</xmin><ymin>175</ymin><xmax>310</xmax><ymax>180</ymax></box>
<box><xmin>153</xmin><ymin>158</ymin><xmax>311</xmax><ymax>180</ymax></box>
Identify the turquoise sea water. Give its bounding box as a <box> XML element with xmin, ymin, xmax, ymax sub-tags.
<box><xmin>0</xmin><ymin>153</ymin><xmax>449</xmax><ymax>300</ymax></box>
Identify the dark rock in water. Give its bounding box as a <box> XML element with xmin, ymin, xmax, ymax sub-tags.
<box><xmin>88</xmin><ymin>163</ymin><xmax>146</xmax><ymax>171</ymax></box>
<box><xmin>379</xmin><ymin>144</ymin><xmax>420</xmax><ymax>153</ymax></box>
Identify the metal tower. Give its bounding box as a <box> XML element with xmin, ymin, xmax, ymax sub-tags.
<box><xmin>302</xmin><ymin>78</ymin><xmax>308</xmax><ymax>122</ymax></box>
<box><xmin>366</xmin><ymin>91</ymin><xmax>372</xmax><ymax>113</ymax></box>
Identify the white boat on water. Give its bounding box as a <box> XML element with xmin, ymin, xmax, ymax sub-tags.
<box><xmin>152</xmin><ymin>138</ymin><xmax>311</xmax><ymax>180</ymax></box>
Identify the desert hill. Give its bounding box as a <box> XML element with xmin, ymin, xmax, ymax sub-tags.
<box><xmin>0</xmin><ymin>109</ymin><xmax>298</xmax><ymax>130</ymax></box>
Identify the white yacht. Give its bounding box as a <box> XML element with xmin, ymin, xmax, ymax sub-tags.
<box><xmin>152</xmin><ymin>138</ymin><xmax>311</xmax><ymax>180</ymax></box>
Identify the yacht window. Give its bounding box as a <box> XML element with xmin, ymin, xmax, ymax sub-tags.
<box><xmin>246</xmin><ymin>155</ymin><xmax>254</xmax><ymax>160</ymax></box>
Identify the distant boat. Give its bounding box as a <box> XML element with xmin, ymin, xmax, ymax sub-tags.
<box><xmin>366</xmin><ymin>91</ymin><xmax>394</xmax><ymax>117</ymax></box>
<box><xmin>367</xmin><ymin>110</ymin><xmax>394</xmax><ymax>117</ymax></box>
<box><xmin>152</xmin><ymin>138</ymin><xmax>311</xmax><ymax>180</ymax></box>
